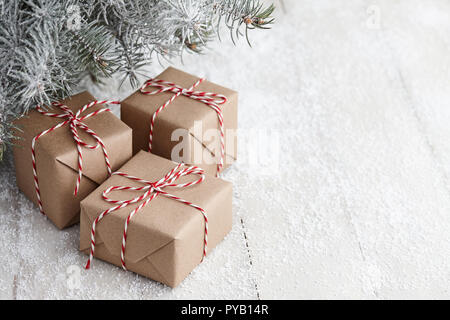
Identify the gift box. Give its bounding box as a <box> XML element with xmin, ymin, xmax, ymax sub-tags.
<box><xmin>121</xmin><ymin>67</ymin><xmax>238</xmax><ymax>177</ymax></box>
<box><xmin>12</xmin><ymin>91</ymin><xmax>133</xmax><ymax>229</ymax></box>
<box><xmin>80</xmin><ymin>151</ymin><xmax>232</xmax><ymax>288</ymax></box>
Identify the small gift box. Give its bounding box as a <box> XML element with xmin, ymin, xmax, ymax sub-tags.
<box><xmin>121</xmin><ymin>67</ymin><xmax>238</xmax><ymax>177</ymax></box>
<box><xmin>13</xmin><ymin>91</ymin><xmax>133</xmax><ymax>229</ymax></box>
<box><xmin>80</xmin><ymin>151</ymin><xmax>232</xmax><ymax>288</ymax></box>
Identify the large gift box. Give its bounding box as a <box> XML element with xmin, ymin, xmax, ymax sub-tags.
<box><xmin>80</xmin><ymin>151</ymin><xmax>232</xmax><ymax>287</ymax></box>
<box><xmin>13</xmin><ymin>91</ymin><xmax>133</xmax><ymax>229</ymax></box>
<box><xmin>121</xmin><ymin>67</ymin><xmax>238</xmax><ymax>177</ymax></box>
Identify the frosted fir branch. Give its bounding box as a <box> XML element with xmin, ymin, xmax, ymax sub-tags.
<box><xmin>0</xmin><ymin>0</ymin><xmax>275</xmax><ymax>157</ymax></box>
<box><xmin>0</xmin><ymin>87</ymin><xmax>21</xmax><ymax>161</ymax></box>
<box><xmin>84</xmin><ymin>0</ymin><xmax>275</xmax><ymax>86</ymax></box>
<box><xmin>68</xmin><ymin>22</ymin><xmax>117</xmax><ymax>80</ymax></box>
<box><xmin>220</xmin><ymin>0</ymin><xmax>275</xmax><ymax>46</ymax></box>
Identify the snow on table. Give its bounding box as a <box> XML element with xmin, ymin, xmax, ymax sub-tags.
<box><xmin>1</xmin><ymin>0</ymin><xmax>450</xmax><ymax>299</ymax></box>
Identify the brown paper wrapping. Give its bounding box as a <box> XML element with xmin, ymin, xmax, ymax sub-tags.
<box><xmin>12</xmin><ymin>91</ymin><xmax>133</xmax><ymax>229</ymax></box>
<box><xmin>121</xmin><ymin>67</ymin><xmax>238</xmax><ymax>176</ymax></box>
<box><xmin>79</xmin><ymin>151</ymin><xmax>232</xmax><ymax>288</ymax></box>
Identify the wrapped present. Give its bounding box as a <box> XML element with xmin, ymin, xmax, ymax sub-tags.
<box><xmin>12</xmin><ymin>91</ymin><xmax>133</xmax><ymax>229</ymax></box>
<box><xmin>80</xmin><ymin>151</ymin><xmax>232</xmax><ymax>288</ymax></box>
<box><xmin>121</xmin><ymin>67</ymin><xmax>238</xmax><ymax>177</ymax></box>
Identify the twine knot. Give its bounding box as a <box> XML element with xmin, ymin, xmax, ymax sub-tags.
<box><xmin>32</xmin><ymin>100</ymin><xmax>119</xmax><ymax>215</ymax></box>
<box><xmin>85</xmin><ymin>163</ymin><xmax>208</xmax><ymax>271</ymax></box>
<box><xmin>140</xmin><ymin>77</ymin><xmax>227</xmax><ymax>177</ymax></box>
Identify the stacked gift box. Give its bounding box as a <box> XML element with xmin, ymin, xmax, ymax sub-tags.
<box><xmin>12</xmin><ymin>67</ymin><xmax>237</xmax><ymax>288</ymax></box>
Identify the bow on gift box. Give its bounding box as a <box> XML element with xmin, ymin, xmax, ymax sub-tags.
<box><xmin>140</xmin><ymin>78</ymin><xmax>228</xmax><ymax>177</ymax></box>
<box><xmin>85</xmin><ymin>163</ymin><xmax>208</xmax><ymax>270</ymax></box>
<box><xmin>32</xmin><ymin>100</ymin><xmax>120</xmax><ymax>215</ymax></box>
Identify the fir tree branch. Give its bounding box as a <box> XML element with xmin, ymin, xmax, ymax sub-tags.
<box><xmin>0</xmin><ymin>0</ymin><xmax>275</xmax><ymax>157</ymax></box>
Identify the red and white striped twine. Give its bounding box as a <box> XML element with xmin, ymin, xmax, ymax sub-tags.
<box><xmin>32</xmin><ymin>100</ymin><xmax>120</xmax><ymax>215</ymax></box>
<box><xmin>140</xmin><ymin>78</ymin><xmax>228</xmax><ymax>177</ymax></box>
<box><xmin>85</xmin><ymin>163</ymin><xmax>208</xmax><ymax>270</ymax></box>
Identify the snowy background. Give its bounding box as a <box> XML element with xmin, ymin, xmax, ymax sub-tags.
<box><xmin>1</xmin><ymin>0</ymin><xmax>450</xmax><ymax>299</ymax></box>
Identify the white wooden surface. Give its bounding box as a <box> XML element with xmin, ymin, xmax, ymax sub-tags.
<box><xmin>1</xmin><ymin>0</ymin><xmax>450</xmax><ymax>299</ymax></box>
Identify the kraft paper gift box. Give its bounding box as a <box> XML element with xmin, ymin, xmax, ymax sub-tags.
<box><xmin>80</xmin><ymin>151</ymin><xmax>232</xmax><ymax>288</ymax></box>
<box><xmin>13</xmin><ymin>91</ymin><xmax>133</xmax><ymax>229</ymax></box>
<box><xmin>121</xmin><ymin>67</ymin><xmax>238</xmax><ymax>176</ymax></box>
